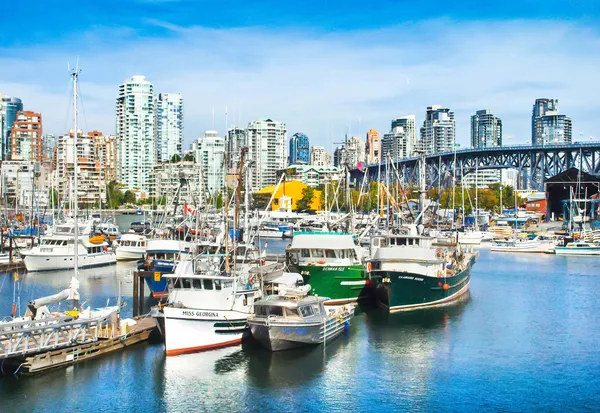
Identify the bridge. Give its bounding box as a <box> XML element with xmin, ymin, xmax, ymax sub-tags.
<box><xmin>349</xmin><ymin>142</ymin><xmax>600</xmax><ymax>191</ymax></box>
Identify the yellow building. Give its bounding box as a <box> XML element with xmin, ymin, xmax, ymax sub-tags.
<box><xmin>256</xmin><ymin>180</ymin><xmax>322</xmax><ymax>211</ymax></box>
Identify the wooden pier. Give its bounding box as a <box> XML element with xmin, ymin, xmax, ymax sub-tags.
<box><xmin>17</xmin><ymin>317</ymin><xmax>156</xmax><ymax>375</ymax></box>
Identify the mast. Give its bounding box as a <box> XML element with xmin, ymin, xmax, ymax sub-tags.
<box><xmin>71</xmin><ymin>67</ymin><xmax>80</xmax><ymax>275</ymax></box>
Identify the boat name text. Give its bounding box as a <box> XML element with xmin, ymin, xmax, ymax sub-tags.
<box><xmin>397</xmin><ymin>276</ymin><xmax>424</xmax><ymax>282</ymax></box>
<box><xmin>181</xmin><ymin>310</ymin><xmax>219</xmax><ymax>317</ymax></box>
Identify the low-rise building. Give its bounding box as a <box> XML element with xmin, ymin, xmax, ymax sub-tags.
<box><xmin>0</xmin><ymin>160</ymin><xmax>44</xmax><ymax>207</ymax></box>
<box><xmin>148</xmin><ymin>161</ymin><xmax>204</xmax><ymax>206</ymax></box>
<box><xmin>255</xmin><ymin>180</ymin><xmax>322</xmax><ymax>211</ymax></box>
<box><xmin>277</xmin><ymin>164</ymin><xmax>342</xmax><ymax>187</ymax></box>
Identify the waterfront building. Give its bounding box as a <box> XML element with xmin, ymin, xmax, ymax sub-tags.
<box><xmin>246</xmin><ymin>118</ymin><xmax>287</xmax><ymax>192</ymax></box>
<box><xmin>348</xmin><ymin>136</ymin><xmax>366</xmax><ymax>166</ymax></box>
<box><xmin>278</xmin><ymin>164</ymin><xmax>341</xmax><ymax>187</ymax></box>
<box><xmin>310</xmin><ymin>146</ymin><xmax>332</xmax><ymax>167</ymax></box>
<box><xmin>255</xmin><ymin>180</ymin><xmax>322</xmax><ymax>211</ymax></box>
<box><xmin>9</xmin><ymin>111</ymin><xmax>43</xmax><ymax>162</ymax></box>
<box><xmin>471</xmin><ymin>110</ymin><xmax>502</xmax><ymax>148</ymax></box>
<box><xmin>531</xmin><ymin>99</ymin><xmax>572</xmax><ymax>145</ymax></box>
<box><xmin>227</xmin><ymin>127</ymin><xmax>247</xmax><ymax>169</ymax></box>
<box><xmin>42</xmin><ymin>133</ymin><xmax>57</xmax><ymax>161</ymax></box>
<box><xmin>333</xmin><ymin>146</ymin><xmax>344</xmax><ymax>168</ymax></box>
<box><xmin>418</xmin><ymin>105</ymin><xmax>455</xmax><ymax>155</ymax></box>
<box><xmin>366</xmin><ymin>128</ymin><xmax>381</xmax><ymax>164</ymax></box>
<box><xmin>0</xmin><ymin>161</ymin><xmax>45</xmax><ymax>208</ymax></box>
<box><xmin>0</xmin><ymin>96</ymin><xmax>23</xmax><ymax>160</ymax></box>
<box><xmin>116</xmin><ymin>75</ymin><xmax>156</xmax><ymax>192</ymax></box>
<box><xmin>149</xmin><ymin>161</ymin><xmax>203</xmax><ymax>206</ymax></box>
<box><xmin>289</xmin><ymin>133</ymin><xmax>310</xmax><ymax>165</ymax></box>
<box><xmin>156</xmin><ymin>93</ymin><xmax>183</xmax><ymax>163</ymax></box>
<box><xmin>193</xmin><ymin>130</ymin><xmax>226</xmax><ymax>194</ymax></box>
<box><xmin>55</xmin><ymin>130</ymin><xmax>114</xmax><ymax>206</ymax></box>
<box><xmin>382</xmin><ymin>115</ymin><xmax>416</xmax><ymax>161</ymax></box>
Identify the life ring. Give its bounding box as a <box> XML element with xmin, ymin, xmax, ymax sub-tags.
<box><xmin>367</xmin><ymin>262</ymin><xmax>372</xmax><ymax>272</ymax></box>
<box><xmin>317</xmin><ymin>260</ymin><xmax>326</xmax><ymax>265</ymax></box>
<box><xmin>248</xmin><ymin>274</ymin><xmax>255</xmax><ymax>286</ymax></box>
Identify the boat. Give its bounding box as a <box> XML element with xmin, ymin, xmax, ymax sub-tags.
<box><xmin>153</xmin><ymin>249</ymin><xmax>302</xmax><ymax>356</ymax></box>
<box><xmin>490</xmin><ymin>234</ymin><xmax>555</xmax><ymax>253</ymax></box>
<box><xmin>137</xmin><ymin>239</ymin><xmax>195</xmax><ymax>298</ymax></box>
<box><xmin>258</xmin><ymin>224</ymin><xmax>284</xmax><ymax>239</ymax></box>
<box><xmin>554</xmin><ymin>241</ymin><xmax>600</xmax><ymax>256</ymax></box>
<box><xmin>115</xmin><ymin>232</ymin><xmax>148</xmax><ymax>261</ymax></box>
<box><xmin>21</xmin><ymin>219</ymin><xmax>116</xmax><ymax>272</ymax></box>
<box><xmin>367</xmin><ymin>228</ymin><xmax>475</xmax><ymax>312</ymax></box>
<box><xmin>285</xmin><ymin>232</ymin><xmax>367</xmax><ymax>304</ymax></box>
<box><xmin>249</xmin><ymin>293</ymin><xmax>355</xmax><ymax>351</ymax></box>
<box><xmin>129</xmin><ymin>220</ymin><xmax>152</xmax><ymax>235</ymax></box>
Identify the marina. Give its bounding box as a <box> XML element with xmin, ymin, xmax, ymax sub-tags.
<box><xmin>0</xmin><ymin>244</ymin><xmax>599</xmax><ymax>410</ymax></box>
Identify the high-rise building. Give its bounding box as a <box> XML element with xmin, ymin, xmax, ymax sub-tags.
<box><xmin>54</xmin><ymin>130</ymin><xmax>115</xmax><ymax>206</ymax></box>
<box><xmin>246</xmin><ymin>118</ymin><xmax>287</xmax><ymax>191</ymax></box>
<box><xmin>382</xmin><ymin>115</ymin><xmax>416</xmax><ymax>161</ymax></box>
<box><xmin>471</xmin><ymin>110</ymin><xmax>502</xmax><ymax>148</ymax></box>
<box><xmin>9</xmin><ymin>111</ymin><xmax>43</xmax><ymax>162</ymax></box>
<box><xmin>365</xmin><ymin>128</ymin><xmax>380</xmax><ymax>164</ymax></box>
<box><xmin>0</xmin><ymin>95</ymin><xmax>23</xmax><ymax>160</ymax></box>
<box><xmin>418</xmin><ymin>105</ymin><xmax>455</xmax><ymax>155</ymax></box>
<box><xmin>333</xmin><ymin>146</ymin><xmax>344</xmax><ymax>168</ymax></box>
<box><xmin>531</xmin><ymin>98</ymin><xmax>558</xmax><ymax>145</ymax></box>
<box><xmin>289</xmin><ymin>133</ymin><xmax>310</xmax><ymax>165</ymax></box>
<box><xmin>345</xmin><ymin>136</ymin><xmax>366</xmax><ymax>167</ymax></box>
<box><xmin>42</xmin><ymin>133</ymin><xmax>57</xmax><ymax>161</ymax></box>
<box><xmin>156</xmin><ymin>93</ymin><xmax>183</xmax><ymax>163</ymax></box>
<box><xmin>193</xmin><ymin>130</ymin><xmax>226</xmax><ymax>194</ymax></box>
<box><xmin>531</xmin><ymin>99</ymin><xmax>572</xmax><ymax>145</ymax></box>
<box><xmin>310</xmin><ymin>146</ymin><xmax>332</xmax><ymax>167</ymax></box>
<box><xmin>116</xmin><ymin>75</ymin><xmax>156</xmax><ymax>192</ymax></box>
<box><xmin>227</xmin><ymin>127</ymin><xmax>247</xmax><ymax>169</ymax></box>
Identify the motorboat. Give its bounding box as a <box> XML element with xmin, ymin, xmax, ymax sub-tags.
<box><xmin>21</xmin><ymin>220</ymin><xmax>116</xmax><ymax>272</ymax></box>
<box><xmin>490</xmin><ymin>234</ymin><xmax>555</xmax><ymax>253</ymax></box>
<box><xmin>249</xmin><ymin>293</ymin><xmax>355</xmax><ymax>351</ymax></box>
<box><xmin>554</xmin><ymin>241</ymin><xmax>600</xmax><ymax>256</ymax></box>
<box><xmin>115</xmin><ymin>232</ymin><xmax>148</xmax><ymax>261</ymax></box>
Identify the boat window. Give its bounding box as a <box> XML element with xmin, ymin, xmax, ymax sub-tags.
<box><xmin>299</xmin><ymin>306</ymin><xmax>314</xmax><ymax>317</ymax></box>
<box><xmin>203</xmin><ymin>279</ymin><xmax>213</xmax><ymax>290</ymax></box>
<box><xmin>373</xmin><ymin>239</ymin><xmax>379</xmax><ymax>247</ymax></box>
<box><xmin>174</xmin><ymin>279</ymin><xmax>183</xmax><ymax>288</ymax></box>
<box><xmin>192</xmin><ymin>279</ymin><xmax>202</xmax><ymax>289</ymax></box>
<box><xmin>284</xmin><ymin>308</ymin><xmax>301</xmax><ymax>319</ymax></box>
<box><xmin>255</xmin><ymin>306</ymin><xmax>267</xmax><ymax>316</ymax></box>
<box><xmin>325</xmin><ymin>250</ymin><xmax>336</xmax><ymax>258</ymax></box>
<box><xmin>183</xmin><ymin>278</ymin><xmax>193</xmax><ymax>289</ymax></box>
<box><xmin>268</xmin><ymin>306</ymin><xmax>283</xmax><ymax>316</ymax></box>
<box><xmin>214</xmin><ymin>280</ymin><xmax>222</xmax><ymax>290</ymax></box>
<box><xmin>301</xmin><ymin>249</ymin><xmax>311</xmax><ymax>258</ymax></box>
<box><xmin>312</xmin><ymin>249</ymin><xmax>324</xmax><ymax>258</ymax></box>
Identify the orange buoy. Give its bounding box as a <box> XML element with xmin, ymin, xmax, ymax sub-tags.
<box><xmin>442</xmin><ymin>283</ymin><xmax>450</xmax><ymax>290</ymax></box>
<box><xmin>367</xmin><ymin>262</ymin><xmax>372</xmax><ymax>272</ymax></box>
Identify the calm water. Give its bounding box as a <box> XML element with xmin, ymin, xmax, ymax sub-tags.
<box><xmin>1</xmin><ymin>244</ymin><xmax>600</xmax><ymax>412</ymax></box>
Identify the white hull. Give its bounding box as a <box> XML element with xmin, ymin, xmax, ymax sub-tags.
<box><xmin>554</xmin><ymin>248</ymin><xmax>600</xmax><ymax>256</ymax></box>
<box><xmin>115</xmin><ymin>247</ymin><xmax>146</xmax><ymax>261</ymax></box>
<box><xmin>162</xmin><ymin>307</ymin><xmax>248</xmax><ymax>356</ymax></box>
<box><xmin>458</xmin><ymin>238</ymin><xmax>482</xmax><ymax>246</ymax></box>
<box><xmin>491</xmin><ymin>242</ymin><xmax>554</xmax><ymax>254</ymax></box>
<box><xmin>258</xmin><ymin>230</ymin><xmax>283</xmax><ymax>239</ymax></box>
<box><xmin>24</xmin><ymin>252</ymin><xmax>117</xmax><ymax>271</ymax></box>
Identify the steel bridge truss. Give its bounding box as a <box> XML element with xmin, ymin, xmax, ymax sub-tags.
<box><xmin>352</xmin><ymin>143</ymin><xmax>600</xmax><ymax>191</ymax></box>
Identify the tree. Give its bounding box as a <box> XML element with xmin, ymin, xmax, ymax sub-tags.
<box><xmin>252</xmin><ymin>193</ymin><xmax>272</xmax><ymax>210</ymax></box>
<box><xmin>106</xmin><ymin>181</ymin><xmax>124</xmax><ymax>209</ymax></box>
<box><xmin>123</xmin><ymin>190</ymin><xmax>136</xmax><ymax>204</ymax></box>
<box><xmin>171</xmin><ymin>154</ymin><xmax>182</xmax><ymax>163</ymax></box>
<box><xmin>296</xmin><ymin>186</ymin><xmax>315</xmax><ymax>211</ymax></box>
<box><xmin>48</xmin><ymin>188</ymin><xmax>60</xmax><ymax>207</ymax></box>
<box><xmin>183</xmin><ymin>153</ymin><xmax>195</xmax><ymax>162</ymax></box>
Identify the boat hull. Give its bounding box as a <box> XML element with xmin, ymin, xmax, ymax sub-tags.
<box><xmin>115</xmin><ymin>248</ymin><xmax>145</xmax><ymax>261</ymax></box>
<box><xmin>554</xmin><ymin>247</ymin><xmax>600</xmax><ymax>256</ymax></box>
<box><xmin>370</xmin><ymin>262</ymin><xmax>472</xmax><ymax>312</ymax></box>
<box><xmin>139</xmin><ymin>260</ymin><xmax>175</xmax><ymax>298</ymax></box>
<box><xmin>162</xmin><ymin>307</ymin><xmax>249</xmax><ymax>356</ymax></box>
<box><xmin>23</xmin><ymin>253</ymin><xmax>116</xmax><ymax>272</ymax></box>
<box><xmin>291</xmin><ymin>264</ymin><xmax>366</xmax><ymax>304</ymax></box>
<box><xmin>249</xmin><ymin>314</ymin><xmax>352</xmax><ymax>351</ymax></box>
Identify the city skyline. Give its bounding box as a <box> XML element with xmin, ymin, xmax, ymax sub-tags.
<box><xmin>1</xmin><ymin>2</ymin><xmax>599</xmax><ymax>152</ymax></box>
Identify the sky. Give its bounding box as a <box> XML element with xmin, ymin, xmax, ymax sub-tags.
<box><xmin>1</xmin><ymin>0</ymin><xmax>600</xmax><ymax>153</ymax></box>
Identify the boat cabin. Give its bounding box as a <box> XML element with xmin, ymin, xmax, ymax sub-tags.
<box><xmin>287</xmin><ymin>233</ymin><xmax>362</xmax><ymax>266</ymax></box>
<box><xmin>253</xmin><ymin>296</ymin><xmax>326</xmax><ymax>321</ymax></box>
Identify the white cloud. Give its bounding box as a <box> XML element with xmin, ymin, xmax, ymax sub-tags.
<box><xmin>1</xmin><ymin>19</ymin><xmax>599</xmax><ymax>152</ymax></box>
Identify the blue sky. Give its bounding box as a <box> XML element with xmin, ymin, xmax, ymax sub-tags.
<box><xmin>1</xmin><ymin>0</ymin><xmax>600</xmax><ymax>151</ymax></box>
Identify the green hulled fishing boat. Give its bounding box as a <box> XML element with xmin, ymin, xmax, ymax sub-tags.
<box><xmin>286</xmin><ymin>232</ymin><xmax>366</xmax><ymax>304</ymax></box>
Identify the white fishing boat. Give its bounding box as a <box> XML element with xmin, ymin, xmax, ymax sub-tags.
<box><xmin>21</xmin><ymin>220</ymin><xmax>116</xmax><ymax>271</ymax></box>
<box><xmin>258</xmin><ymin>225</ymin><xmax>284</xmax><ymax>239</ymax></box>
<box><xmin>115</xmin><ymin>232</ymin><xmax>147</xmax><ymax>261</ymax></box>
<box><xmin>154</xmin><ymin>251</ymin><xmax>301</xmax><ymax>356</ymax></box>
<box><xmin>490</xmin><ymin>235</ymin><xmax>555</xmax><ymax>253</ymax></box>
<box><xmin>554</xmin><ymin>241</ymin><xmax>600</xmax><ymax>256</ymax></box>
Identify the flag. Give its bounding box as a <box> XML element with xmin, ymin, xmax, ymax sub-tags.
<box><xmin>357</xmin><ymin>161</ymin><xmax>363</xmax><ymax>172</ymax></box>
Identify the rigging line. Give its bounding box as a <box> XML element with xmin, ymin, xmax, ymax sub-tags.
<box><xmin>77</xmin><ymin>81</ymin><xmax>89</xmax><ymax>135</ymax></box>
<box><xmin>63</xmin><ymin>78</ymin><xmax>74</xmax><ymax>135</ymax></box>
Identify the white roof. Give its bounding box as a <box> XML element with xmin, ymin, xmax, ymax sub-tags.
<box><xmin>290</xmin><ymin>233</ymin><xmax>356</xmax><ymax>250</ymax></box>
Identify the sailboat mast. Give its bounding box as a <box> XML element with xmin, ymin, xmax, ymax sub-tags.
<box><xmin>72</xmin><ymin>68</ymin><xmax>80</xmax><ymax>274</ymax></box>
